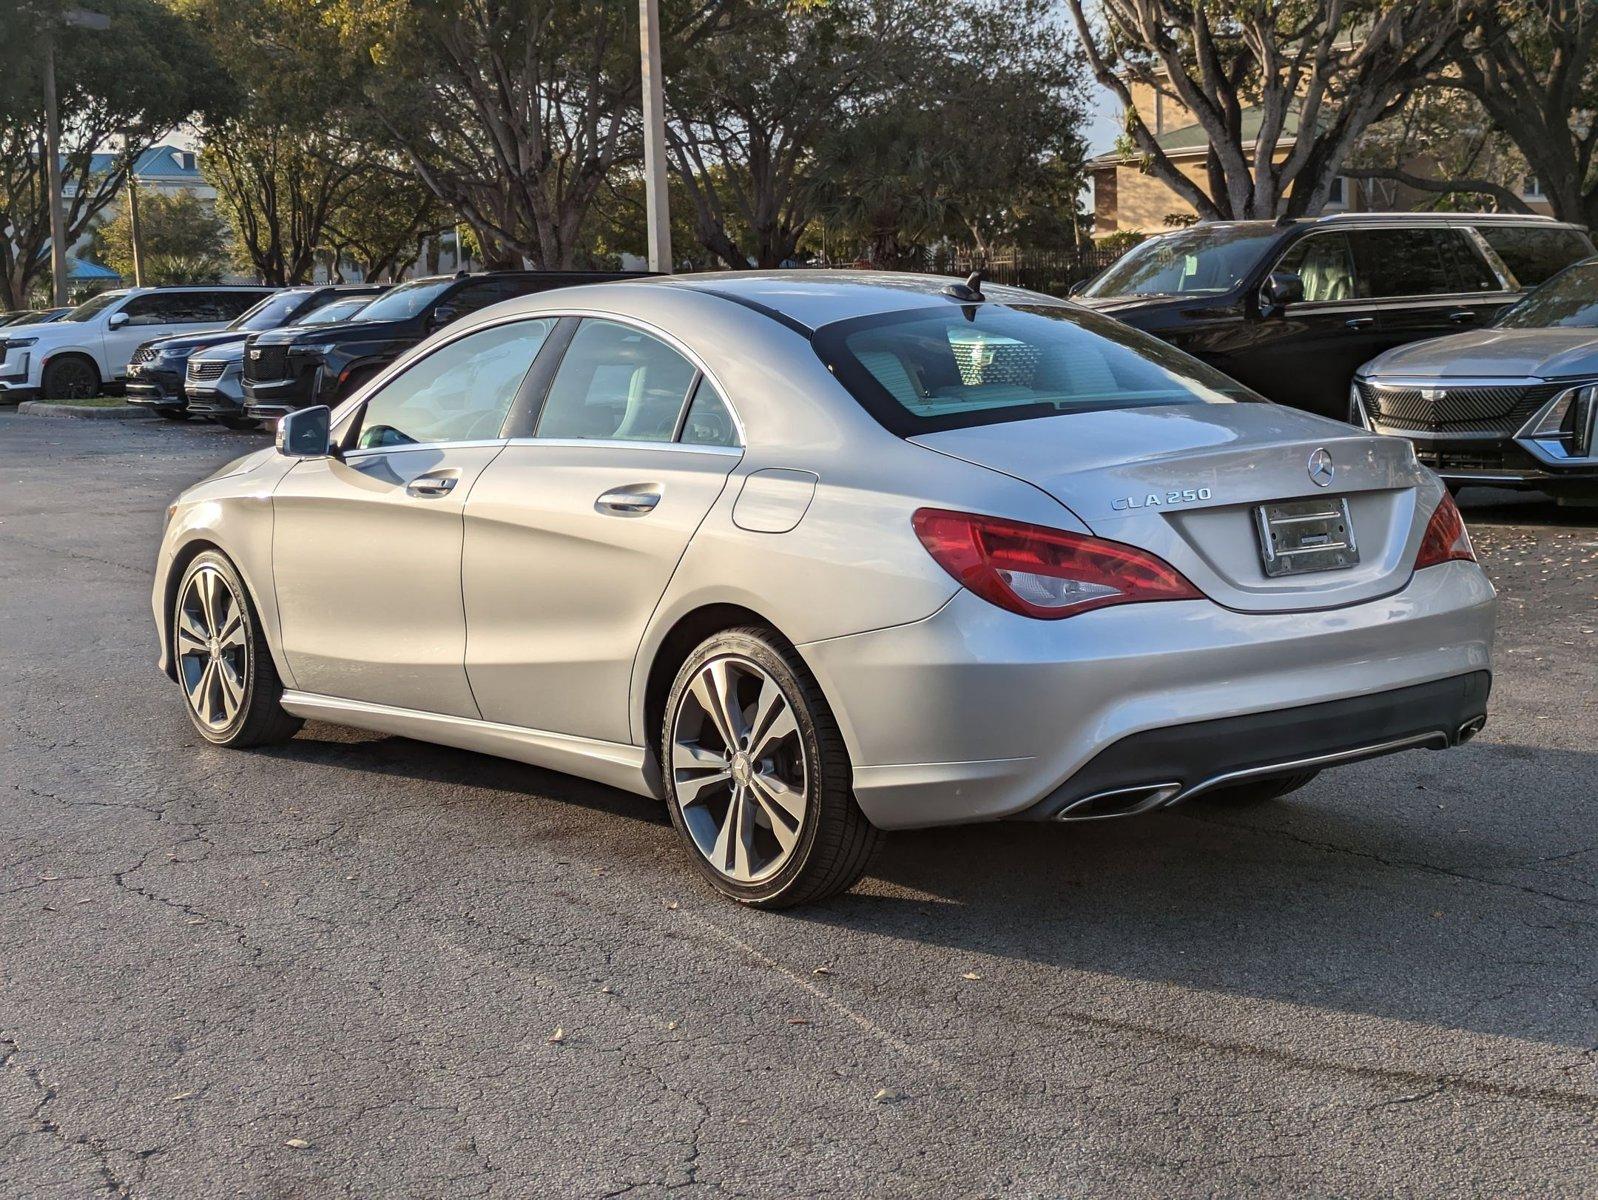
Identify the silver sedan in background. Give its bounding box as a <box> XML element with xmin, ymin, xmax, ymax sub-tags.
<box><xmin>151</xmin><ymin>272</ymin><xmax>1496</xmax><ymax>907</ymax></box>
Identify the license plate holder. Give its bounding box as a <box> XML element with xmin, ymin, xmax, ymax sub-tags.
<box><xmin>1254</xmin><ymin>497</ymin><xmax>1359</xmax><ymax>577</ymax></box>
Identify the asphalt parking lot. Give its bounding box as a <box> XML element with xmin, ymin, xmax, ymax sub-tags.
<box><xmin>1</xmin><ymin>411</ymin><xmax>1594</xmax><ymax>1199</ymax></box>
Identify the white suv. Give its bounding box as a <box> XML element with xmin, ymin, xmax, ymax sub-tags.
<box><xmin>0</xmin><ymin>286</ymin><xmax>272</xmax><ymax>401</ymax></box>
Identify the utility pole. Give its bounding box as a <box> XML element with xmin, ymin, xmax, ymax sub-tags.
<box><xmin>639</xmin><ymin>0</ymin><xmax>672</xmax><ymax>274</ymax></box>
<box><xmin>42</xmin><ymin>32</ymin><xmax>68</xmax><ymax>306</ymax></box>
<box><xmin>41</xmin><ymin>8</ymin><xmax>112</xmax><ymax>306</ymax></box>
<box><xmin>127</xmin><ymin>155</ymin><xmax>146</xmax><ymax>286</ymax></box>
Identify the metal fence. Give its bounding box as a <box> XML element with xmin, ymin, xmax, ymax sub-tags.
<box><xmin>922</xmin><ymin>247</ymin><xmax>1125</xmax><ymax>296</ymax></box>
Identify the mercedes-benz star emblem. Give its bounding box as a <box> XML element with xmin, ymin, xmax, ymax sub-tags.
<box><xmin>1308</xmin><ymin>447</ymin><xmax>1335</xmax><ymax>487</ymax></box>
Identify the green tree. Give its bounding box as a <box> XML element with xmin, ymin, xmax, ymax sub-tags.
<box><xmin>0</xmin><ymin>0</ymin><xmax>228</xmax><ymax>308</ymax></box>
<box><xmin>88</xmin><ymin>187</ymin><xmax>231</xmax><ymax>282</ymax></box>
<box><xmin>808</xmin><ymin>1</ymin><xmax>1089</xmax><ymax>265</ymax></box>
<box><xmin>177</xmin><ymin>0</ymin><xmax>364</xmax><ymax>284</ymax></box>
<box><xmin>324</xmin><ymin>162</ymin><xmax>450</xmax><ymax>281</ymax></box>
<box><xmin>315</xmin><ymin>0</ymin><xmax>735</xmax><ymax>269</ymax></box>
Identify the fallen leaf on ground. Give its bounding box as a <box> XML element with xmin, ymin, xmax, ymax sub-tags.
<box><xmin>786</xmin><ymin>1018</ymin><xmax>810</xmax><ymax>1026</ymax></box>
<box><xmin>167</xmin><ymin>1091</ymin><xmax>197</xmax><ymax>1102</ymax></box>
<box><xmin>283</xmin><ymin>1138</ymin><xmax>310</xmax><ymax>1150</ymax></box>
<box><xmin>663</xmin><ymin>900</ymin><xmax>680</xmax><ymax>910</ymax></box>
<box><xmin>872</xmin><ymin>1088</ymin><xmax>903</xmax><ymax>1104</ymax></box>
<box><xmin>961</xmin><ymin>971</ymin><xmax>983</xmax><ymax>981</ymax></box>
<box><xmin>812</xmin><ymin>966</ymin><xmax>832</xmax><ymax>976</ymax></box>
<box><xmin>547</xmin><ymin>1027</ymin><xmax>566</xmax><ymax>1044</ymax></box>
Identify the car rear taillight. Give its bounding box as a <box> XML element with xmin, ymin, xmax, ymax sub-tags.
<box><xmin>1414</xmin><ymin>492</ymin><xmax>1476</xmax><ymax>569</ymax></box>
<box><xmin>912</xmin><ymin>508</ymin><xmax>1203</xmax><ymax>620</ymax></box>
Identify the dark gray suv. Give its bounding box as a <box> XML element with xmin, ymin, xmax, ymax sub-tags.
<box><xmin>1075</xmin><ymin>214</ymin><xmax>1594</xmax><ymax>419</ymax></box>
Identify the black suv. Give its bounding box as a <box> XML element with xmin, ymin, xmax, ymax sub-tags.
<box><xmin>242</xmin><ymin>271</ymin><xmax>644</xmax><ymax>421</ymax></box>
<box><xmin>126</xmin><ymin>285</ymin><xmax>387</xmax><ymax>420</ymax></box>
<box><xmin>1074</xmin><ymin>214</ymin><xmax>1594</xmax><ymax>418</ymax></box>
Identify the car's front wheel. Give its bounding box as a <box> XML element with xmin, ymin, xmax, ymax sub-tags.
<box><xmin>663</xmin><ymin>627</ymin><xmax>882</xmax><ymax>908</ymax></box>
<box><xmin>172</xmin><ymin>550</ymin><xmax>302</xmax><ymax>748</ymax></box>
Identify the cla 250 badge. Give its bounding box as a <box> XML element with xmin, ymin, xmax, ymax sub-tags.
<box><xmin>1112</xmin><ymin>487</ymin><xmax>1213</xmax><ymax>512</ymax></box>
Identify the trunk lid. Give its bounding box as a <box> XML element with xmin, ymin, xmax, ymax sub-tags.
<box><xmin>912</xmin><ymin>402</ymin><xmax>1428</xmax><ymax>613</ymax></box>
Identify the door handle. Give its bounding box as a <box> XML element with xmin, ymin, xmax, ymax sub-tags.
<box><xmin>1344</xmin><ymin>317</ymin><xmax>1375</xmax><ymax>330</ymax></box>
<box><xmin>596</xmin><ymin>487</ymin><xmax>661</xmax><ymax>515</ymax></box>
<box><xmin>406</xmin><ymin>475</ymin><xmax>458</xmax><ymax>497</ymax></box>
<box><xmin>1448</xmin><ymin>309</ymin><xmax>1477</xmax><ymax>323</ymax></box>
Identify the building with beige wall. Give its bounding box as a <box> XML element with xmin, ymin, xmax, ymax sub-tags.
<box><xmin>1093</xmin><ymin>80</ymin><xmax>1554</xmax><ymax>235</ymax></box>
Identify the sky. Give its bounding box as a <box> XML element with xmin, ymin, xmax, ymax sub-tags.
<box><xmin>1084</xmin><ymin>80</ymin><xmax>1122</xmax><ymax>159</ymax></box>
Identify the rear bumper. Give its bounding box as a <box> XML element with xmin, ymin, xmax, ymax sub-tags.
<box><xmin>1014</xmin><ymin>672</ymin><xmax>1489</xmax><ymax>820</ymax></box>
<box><xmin>799</xmin><ymin>560</ymin><xmax>1496</xmax><ymax>830</ymax></box>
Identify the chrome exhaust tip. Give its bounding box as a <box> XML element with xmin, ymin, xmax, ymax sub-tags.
<box><xmin>1456</xmin><ymin>715</ymin><xmax>1486</xmax><ymax>744</ymax></box>
<box><xmin>1056</xmin><ymin>782</ymin><xmax>1182</xmax><ymax>822</ymax></box>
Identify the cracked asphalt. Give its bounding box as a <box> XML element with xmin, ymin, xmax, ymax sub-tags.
<box><xmin>1</xmin><ymin>411</ymin><xmax>1595</xmax><ymax>1199</ymax></box>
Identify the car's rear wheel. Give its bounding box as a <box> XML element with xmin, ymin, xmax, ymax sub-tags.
<box><xmin>663</xmin><ymin>627</ymin><xmax>882</xmax><ymax>908</ymax></box>
<box><xmin>173</xmin><ymin>551</ymin><xmax>302</xmax><ymax>748</ymax></box>
<box><xmin>40</xmin><ymin>355</ymin><xmax>100</xmax><ymax>400</ymax></box>
<box><xmin>1196</xmin><ymin>770</ymin><xmax>1318</xmax><ymax>804</ymax></box>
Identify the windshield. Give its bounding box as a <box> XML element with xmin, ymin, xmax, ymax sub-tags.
<box><xmin>299</xmin><ymin>297</ymin><xmax>373</xmax><ymax>326</ymax></box>
<box><xmin>1080</xmin><ymin>226</ymin><xmax>1281</xmax><ymax>298</ymax></box>
<box><xmin>230</xmin><ymin>290</ymin><xmax>312</xmax><ymax>332</ymax></box>
<box><xmin>814</xmin><ymin>302</ymin><xmax>1260</xmax><ymax>435</ymax></box>
<box><xmin>62</xmin><ymin>291</ymin><xmax>128</xmax><ymax>322</ymax></box>
<box><xmin>351</xmin><ymin>279</ymin><xmax>451</xmax><ymax>322</ymax></box>
<box><xmin>1495</xmin><ymin>259</ymin><xmax>1598</xmax><ymax>329</ymax></box>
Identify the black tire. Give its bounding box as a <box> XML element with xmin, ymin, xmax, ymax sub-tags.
<box><xmin>172</xmin><ymin>550</ymin><xmax>302</xmax><ymax>748</ymax></box>
<box><xmin>1196</xmin><ymin>770</ymin><xmax>1319</xmax><ymax>805</ymax></box>
<box><xmin>155</xmin><ymin>407</ymin><xmax>189</xmax><ymax>421</ymax></box>
<box><xmin>662</xmin><ymin>626</ymin><xmax>883</xmax><ymax>909</ymax></box>
<box><xmin>40</xmin><ymin>355</ymin><xmax>100</xmax><ymax>400</ymax></box>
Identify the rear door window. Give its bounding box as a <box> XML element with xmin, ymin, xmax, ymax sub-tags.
<box><xmin>1348</xmin><ymin>229</ymin><xmax>1458</xmax><ymax>298</ymax></box>
<box><xmin>534</xmin><ymin>319</ymin><xmax>698</xmax><ymax>443</ymax></box>
<box><xmin>1475</xmin><ymin>225</ymin><xmax>1593</xmax><ymax>287</ymax></box>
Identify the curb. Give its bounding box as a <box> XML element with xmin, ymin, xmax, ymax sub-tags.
<box><xmin>16</xmin><ymin>400</ymin><xmax>157</xmax><ymax>420</ymax></box>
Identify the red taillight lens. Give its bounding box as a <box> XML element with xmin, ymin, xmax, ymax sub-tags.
<box><xmin>1414</xmin><ymin>492</ymin><xmax>1476</xmax><ymax>569</ymax></box>
<box><xmin>912</xmin><ymin>507</ymin><xmax>1203</xmax><ymax>619</ymax></box>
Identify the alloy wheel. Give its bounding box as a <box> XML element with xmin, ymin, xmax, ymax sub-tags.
<box><xmin>671</xmin><ymin>655</ymin><xmax>808</xmax><ymax>884</ymax></box>
<box><xmin>176</xmin><ymin>565</ymin><xmax>248</xmax><ymax>731</ymax></box>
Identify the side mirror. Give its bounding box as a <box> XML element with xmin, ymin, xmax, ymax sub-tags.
<box><xmin>276</xmin><ymin>405</ymin><xmax>333</xmax><ymax>458</ymax></box>
<box><xmin>430</xmin><ymin>304</ymin><xmax>459</xmax><ymax>329</ymax></box>
<box><xmin>1259</xmin><ymin>271</ymin><xmax>1304</xmax><ymax>317</ymax></box>
<box><xmin>107</xmin><ymin>311</ymin><xmax>129</xmax><ymax>330</ymax></box>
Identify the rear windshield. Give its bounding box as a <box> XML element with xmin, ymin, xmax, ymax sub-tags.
<box><xmin>814</xmin><ymin>303</ymin><xmax>1260</xmax><ymax>435</ymax></box>
<box><xmin>1495</xmin><ymin>259</ymin><xmax>1598</xmax><ymax>328</ymax></box>
<box><xmin>1079</xmin><ymin>225</ymin><xmax>1280</xmax><ymax>298</ymax></box>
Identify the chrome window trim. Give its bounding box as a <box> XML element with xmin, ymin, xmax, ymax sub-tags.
<box><xmin>503</xmin><ymin>436</ymin><xmax>744</xmax><ymax>457</ymax></box>
<box><xmin>340</xmin><ymin>437</ymin><xmax>509</xmax><ymax>462</ymax></box>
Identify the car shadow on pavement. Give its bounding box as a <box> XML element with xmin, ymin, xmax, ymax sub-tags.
<box><xmin>250</xmin><ymin>721</ymin><xmax>1593</xmax><ymax>1050</ymax></box>
<box><xmin>253</xmin><ymin>722</ymin><xmax>671</xmax><ymax>826</ymax></box>
<box><xmin>794</xmin><ymin>745</ymin><xmax>1598</xmax><ymax>1051</ymax></box>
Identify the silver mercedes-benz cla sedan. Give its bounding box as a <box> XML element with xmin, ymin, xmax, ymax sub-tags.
<box><xmin>151</xmin><ymin>271</ymin><xmax>1496</xmax><ymax>907</ymax></box>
